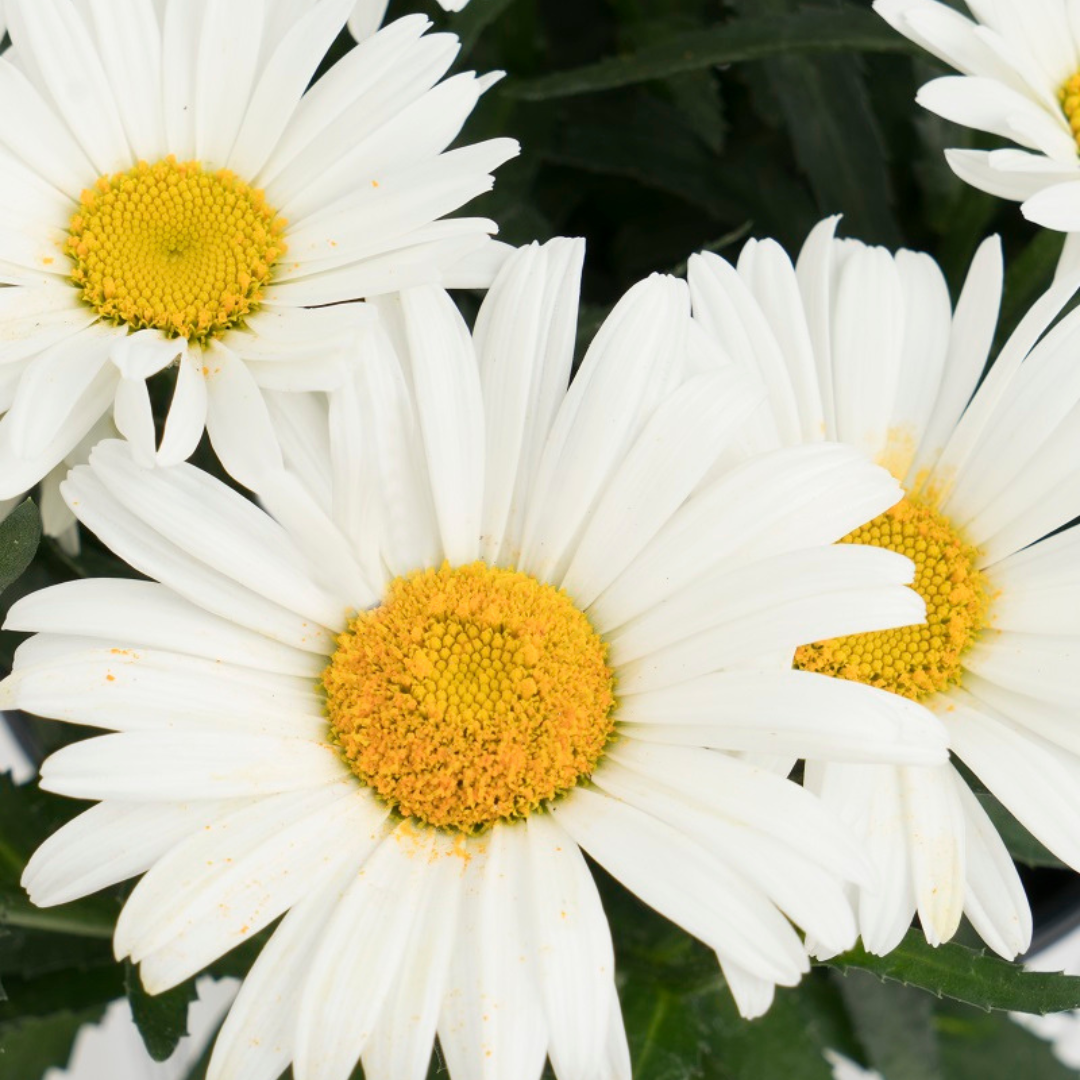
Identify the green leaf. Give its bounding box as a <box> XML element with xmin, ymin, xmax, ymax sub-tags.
<box><xmin>938</xmin><ymin>1000</ymin><xmax>1080</xmax><ymax>1079</ymax></box>
<box><xmin>733</xmin><ymin>0</ymin><xmax>899</xmax><ymax>245</ymax></box>
<box><xmin>0</xmin><ymin>1004</ymin><xmax>108</xmax><ymax>1077</ymax></box>
<box><xmin>0</xmin><ymin>965</ymin><xmax>123</xmax><ymax>1025</ymax></box>
<box><xmin>0</xmin><ymin>500</ymin><xmax>41</xmax><ymax>596</ymax></box>
<box><xmin>455</xmin><ymin>0</ymin><xmax>523</xmax><ymax>58</ymax></box>
<box><xmin>823</xmin><ymin>929</ymin><xmax>1080</xmax><ymax>1015</ymax></box>
<box><xmin>126</xmin><ymin>962</ymin><xmax>199</xmax><ymax>1063</ymax></box>
<box><xmin>509</xmin><ymin>10</ymin><xmax>915</xmax><ymax>100</ymax></box>
<box><xmin>0</xmin><ymin>775</ymin><xmax>119</xmax><ymax>941</ymax></box>
<box><xmin>835</xmin><ymin>968</ymin><xmax>944</xmax><ymax>1080</ymax></box>
<box><xmin>977</xmin><ymin>792</ymin><xmax>1065</xmax><ymax>870</ymax></box>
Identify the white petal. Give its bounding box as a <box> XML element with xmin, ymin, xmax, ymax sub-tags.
<box><xmin>83</xmin><ymin>0</ymin><xmax>166</xmax><ymax>160</ymax></box>
<box><xmin>8</xmin><ymin>643</ymin><xmax>326</xmax><ymax>739</ymax></box>
<box><xmin>477</xmin><ymin>238</ymin><xmax>585</xmax><ymax>566</ymax></box>
<box><xmin>399</xmin><ymin>285</ymin><xmax>484</xmax><ymax>566</ymax></box>
<box><xmin>204</xmin><ymin>341</ymin><xmax>285</xmax><ymax>492</ymax></box>
<box><xmin>136</xmin><ymin>788</ymin><xmax>386</xmax><ymax>993</ymax></box>
<box><xmin>208</xmin><ymin>854</ymin><xmax>374</xmax><ymax>1080</ymax></box>
<box><xmin>946</xmin><ymin>147</ymin><xmax>1080</xmax><ymax>203</ymax></box>
<box><xmin>22</xmin><ymin>798</ymin><xmax>245</xmax><ymax>908</ymax></box>
<box><xmin>40</xmin><ymin>730</ymin><xmax>346</xmax><ymax>801</ymax></box>
<box><xmin>194</xmin><ymin>0</ymin><xmax>264</xmax><ymax>166</ymax></box>
<box><xmin>360</xmin><ymin>833</ymin><xmax>465</xmax><ymax>1080</ymax></box>
<box><xmin>0</xmin><ymin>59</ymin><xmax>95</xmax><ymax>197</ymax></box>
<box><xmin>437</xmin><ymin>825</ymin><xmax>548</xmax><ymax>1080</ymax></box>
<box><xmin>943</xmin><ymin>687</ymin><xmax>1080</xmax><ymax>871</ymax></box>
<box><xmin>611</xmin><ymin>546</ymin><xmax>923</xmax><ymax>694</ymax></box>
<box><xmin>347</xmin><ymin>0</ymin><xmax>389</xmax><ymax>42</ymax></box>
<box><xmin>8</xmin><ymin>0</ymin><xmax>131</xmax><ymax>173</ymax></box>
<box><xmin>559</xmin><ymin>367</ymin><xmax>764</xmax><ymax>609</ymax></box>
<box><xmin>61</xmin><ymin>466</ymin><xmax>336</xmax><ymax>653</ymax></box>
<box><xmin>955</xmin><ymin>777</ymin><xmax>1032</xmax><ymax>959</ymax></box>
<box><xmin>964</xmin><ymin>630</ymin><xmax>1080</xmax><ymax>708</ymax></box>
<box><xmin>593</xmin><ymin>753</ymin><xmax>858</xmax><ymax>957</ymax></box>
<box><xmin>917</xmin><ymin>75</ymin><xmax>1075</xmax><ymax>159</ymax></box>
<box><xmin>525</xmin><ymin>813</ymin><xmax>614</xmax><ymax>1080</ymax></box>
<box><xmin>899</xmin><ymin>764</ymin><xmax>965</xmax><ymax>946</ymax></box>
<box><xmin>589</xmin><ymin>442</ymin><xmax>902</xmax><ymax>634</ymax></box>
<box><xmin>737</xmin><ymin>237</ymin><xmax>826</xmax><ymax>442</ymax></box>
<box><xmin>806</xmin><ymin>761</ymin><xmax>914</xmax><ymax>955</ymax></box>
<box><xmin>908</xmin><ymin>235</ymin><xmax>1002</xmax><ymax>487</ymax></box>
<box><xmin>519</xmin><ymin>275</ymin><xmax>689</xmax><ymax>584</ymax></box>
<box><xmin>227</xmin><ymin>0</ymin><xmax>353</xmax><ymax>179</ymax></box>
<box><xmin>617</xmin><ymin>668</ymin><xmax>947</xmax><ymax>765</ymax></box>
<box><xmin>113</xmin><ymin>784</ymin><xmax>376</xmax><ymax>965</ymax></box>
<box><xmin>295</xmin><ymin>824</ymin><xmax>457</xmax><ymax>1080</ymax></box>
<box><xmin>157</xmin><ymin>350</ymin><xmax>208</xmax><ymax>465</ymax></box>
<box><xmin>553</xmin><ymin>785</ymin><xmax>807</xmax><ymax>986</ymax></box>
<box><xmin>5</xmin><ymin>325</ymin><xmax>114</xmax><ymax>459</ymax></box>
<box><xmin>5</xmin><ymin>578</ymin><xmax>324</xmax><ymax>676</ymax></box>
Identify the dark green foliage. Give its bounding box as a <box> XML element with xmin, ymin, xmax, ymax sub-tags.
<box><xmin>825</xmin><ymin>930</ymin><xmax>1080</xmax><ymax>1015</ymax></box>
<box><xmin>0</xmin><ymin>502</ymin><xmax>41</xmax><ymax>598</ymax></box>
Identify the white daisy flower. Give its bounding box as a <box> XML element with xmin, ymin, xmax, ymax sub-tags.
<box><xmin>689</xmin><ymin>216</ymin><xmax>1080</xmax><ymax>960</ymax></box>
<box><xmin>348</xmin><ymin>0</ymin><xmax>471</xmax><ymax>44</ymax></box>
<box><xmin>1</xmin><ymin>239</ymin><xmax>947</xmax><ymax>1078</ymax></box>
<box><xmin>0</xmin><ymin>0</ymin><xmax>517</xmax><ymax>501</ymax></box>
<box><xmin>875</xmin><ymin>0</ymin><xmax>1080</xmax><ymax>231</ymax></box>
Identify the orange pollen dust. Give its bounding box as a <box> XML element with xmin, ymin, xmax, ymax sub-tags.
<box><xmin>66</xmin><ymin>156</ymin><xmax>287</xmax><ymax>342</ymax></box>
<box><xmin>322</xmin><ymin>561</ymin><xmax>617</xmax><ymax>834</ymax></box>
<box><xmin>1061</xmin><ymin>73</ymin><xmax>1080</xmax><ymax>149</ymax></box>
<box><xmin>793</xmin><ymin>495</ymin><xmax>989</xmax><ymax>702</ymax></box>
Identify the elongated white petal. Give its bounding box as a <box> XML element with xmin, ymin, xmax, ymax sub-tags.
<box><xmin>208</xmin><ymin>853</ymin><xmax>374</xmax><ymax>1080</ymax></box>
<box><xmin>295</xmin><ymin>824</ymin><xmax>457</xmax><ymax>1080</ymax></box>
<box><xmin>525</xmin><ymin>814</ymin><xmax>614</xmax><ymax>1080</ymax></box>
<box><xmin>23</xmin><ymin>798</ymin><xmax>247</xmax><ymax>908</ymax></box>
<box><xmin>553</xmin><ymin>786</ymin><xmax>808</xmax><ymax>986</ymax></box>
<box><xmin>617</xmin><ymin>668</ymin><xmax>947</xmax><ymax>765</ymax></box>
<box><xmin>40</xmin><ymin>730</ymin><xmax>346</xmax><ymax>802</ymax></box>
<box><xmin>955</xmin><ymin>778</ymin><xmax>1032</xmax><ymax>959</ymax></box>
<box><xmin>437</xmin><ymin>826</ymin><xmax>548</xmax><ymax>1080</ymax></box>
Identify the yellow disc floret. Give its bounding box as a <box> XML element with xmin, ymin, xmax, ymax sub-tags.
<box><xmin>1061</xmin><ymin>73</ymin><xmax>1080</xmax><ymax>149</ymax></box>
<box><xmin>66</xmin><ymin>157</ymin><xmax>286</xmax><ymax>342</ymax></box>
<box><xmin>323</xmin><ymin>561</ymin><xmax>617</xmax><ymax>833</ymax></box>
<box><xmin>794</xmin><ymin>496</ymin><xmax>989</xmax><ymax>702</ymax></box>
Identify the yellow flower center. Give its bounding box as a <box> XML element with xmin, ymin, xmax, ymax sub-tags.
<box><xmin>323</xmin><ymin>561</ymin><xmax>617</xmax><ymax>834</ymax></box>
<box><xmin>1060</xmin><ymin>73</ymin><xmax>1080</xmax><ymax>149</ymax></box>
<box><xmin>793</xmin><ymin>496</ymin><xmax>989</xmax><ymax>702</ymax></box>
<box><xmin>66</xmin><ymin>156</ymin><xmax>287</xmax><ymax>342</ymax></box>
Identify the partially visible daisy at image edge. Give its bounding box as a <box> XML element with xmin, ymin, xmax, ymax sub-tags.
<box><xmin>875</xmin><ymin>0</ymin><xmax>1080</xmax><ymax>231</ymax></box>
<box><xmin>1</xmin><ymin>239</ymin><xmax>949</xmax><ymax>1080</ymax></box>
<box><xmin>0</xmin><ymin>0</ymin><xmax>516</xmax><ymax>501</ymax></box>
<box><xmin>688</xmin><ymin>214</ymin><xmax>1080</xmax><ymax>962</ymax></box>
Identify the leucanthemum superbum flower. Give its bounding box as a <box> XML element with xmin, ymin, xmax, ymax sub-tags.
<box><xmin>1</xmin><ymin>239</ymin><xmax>948</xmax><ymax>1080</ymax></box>
<box><xmin>0</xmin><ymin>0</ymin><xmax>516</xmax><ymax>501</ymax></box>
<box><xmin>875</xmin><ymin>0</ymin><xmax>1080</xmax><ymax>231</ymax></box>
<box><xmin>689</xmin><ymin>216</ymin><xmax>1080</xmax><ymax>960</ymax></box>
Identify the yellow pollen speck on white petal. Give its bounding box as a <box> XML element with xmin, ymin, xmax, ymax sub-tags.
<box><xmin>323</xmin><ymin>561</ymin><xmax>617</xmax><ymax>834</ymax></box>
<box><xmin>1061</xmin><ymin>73</ymin><xmax>1080</xmax><ymax>148</ymax></box>
<box><xmin>66</xmin><ymin>156</ymin><xmax>287</xmax><ymax>342</ymax></box>
<box><xmin>794</xmin><ymin>495</ymin><xmax>989</xmax><ymax>702</ymax></box>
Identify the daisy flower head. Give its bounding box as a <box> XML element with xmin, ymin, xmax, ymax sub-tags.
<box><xmin>0</xmin><ymin>0</ymin><xmax>517</xmax><ymax>500</ymax></box>
<box><xmin>875</xmin><ymin>0</ymin><xmax>1080</xmax><ymax>231</ymax></box>
<box><xmin>1</xmin><ymin>238</ymin><xmax>949</xmax><ymax>1080</ymax></box>
<box><xmin>688</xmin><ymin>215</ymin><xmax>1080</xmax><ymax>961</ymax></box>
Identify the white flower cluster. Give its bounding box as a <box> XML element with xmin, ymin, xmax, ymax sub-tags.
<box><xmin>0</xmin><ymin>2</ymin><xmax>1078</xmax><ymax>1079</ymax></box>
